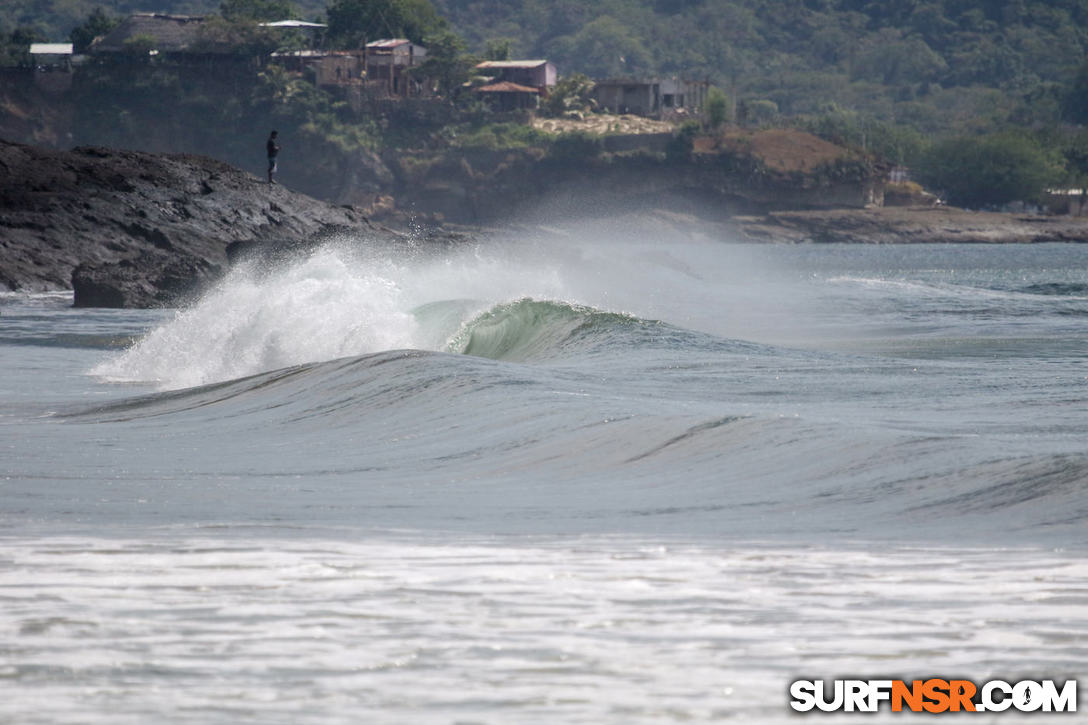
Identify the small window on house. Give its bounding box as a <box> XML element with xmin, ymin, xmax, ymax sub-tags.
<box><xmin>663</xmin><ymin>94</ymin><xmax>675</xmax><ymax>107</ymax></box>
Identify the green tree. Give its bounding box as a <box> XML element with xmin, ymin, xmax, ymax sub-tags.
<box><xmin>550</xmin><ymin>15</ymin><xmax>652</xmax><ymax>78</ymax></box>
<box><xmin>1063</xmin><ymin>60</ymin><xmax>1088</xmax><ymax>124</ymax></box>
<box><xmin>915</xmin><ymin>133</ymin><xmax>1065</xmax><ymax>207</ymax></box>
<box><xmin>666</xmin><ymin>118</ymin><xmax>700</xmax><ymax>161</ymax></box>
<box><xmin>540</xmin><ymin>72</ymin><xmax>595</xmax><ymax>117</ymax></box>
<box><xmin>740</xmin><ymin>99</ymin><xmax>778</xmax><ymax>126</ymax></box>
<box><xmin>193</xmin><ymin>15</ymin><xmax>284</xmax><ymax>55</ymax></box>
<box><xmin>852</xmin><ymin>30</ymin><xmax>948</xmax><ymax>86</ymax></box>
<box><xmin>1060</xmin><ymin>128</ymin><xmax>1088</xmax><ymax>185</ymax></box>
<box><xmin>945</xmin><ymin>37</ymin><xmax>1023</xmax><ymax>87</ymax></box>
<box><xmin>69</xmin><ymin>8</ymin><xmax>119</xmax><ymax>54</ymax></box>
<box><xmin>705</xmin><ymin>86</ymin><xmax>729</xmax><ymax>129</ymax></box>
<box><xmin>908</xmin><ymin>3</ymin><xmax>958</xmax><ymax>49</ymax></box>
<box><xmin>1</xmin><ymin>26</ymin><xmax>43</xmax><ymax>66</ymax></box>
<box><xmin>867</xmin><ymin>123</ymin><xmax>927</xmax><ymax>166</ymax></box>
<box><xmin>411</xmin><ymin>29</ymin><xmax>473</xmax><ymax>98</ymax></box>
<box><xmin>484</xmin><ymin>38</ymin><xmax>512</xmax><ymax>61</ymax></box>
<box><xmin>220</xmin><ymin>0</ymin><xmax>298</xmax><ymax>22</ymax></box>
<box><xmin>326</xmin><ymin>0</ymin><xmax>445</xmax><ymax>48</ymax></box>
<box><xmin>801</xmin><ymin>108</ymin><xmax>925</xmax><ymax>165</ymax></box>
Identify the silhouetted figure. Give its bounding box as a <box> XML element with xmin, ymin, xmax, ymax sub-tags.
<box><xmin>266</xmin><ymin>130</ymin><xmax>280</xmax><ymax>184</ymax></box>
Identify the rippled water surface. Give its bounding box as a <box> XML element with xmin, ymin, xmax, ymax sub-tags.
<box><xmin>1</xmin><ymin>239</ymin><xmax>1086</xmax><ymax>722</ymax></box>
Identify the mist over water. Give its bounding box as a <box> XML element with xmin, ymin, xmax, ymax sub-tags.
<box><xmin>92</xmin><ymin>230</ymin><xmax>811</xmax><ymax>389</ymax></box>
<box><xmin>4</xmin><ymin>235</ymin><xmax>1088</xmax><ymax>723</ymax></box>
<box><xmin>69</xmin><ymin>236</ymin><xmax>1088</xmax><ymax>543</ymax></box>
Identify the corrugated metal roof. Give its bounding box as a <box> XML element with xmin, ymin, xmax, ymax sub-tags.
<box><xmin>474</xmin><ymin>81</ymin><xmax>540</xmax><ymax>93</ymax></box>
<box><xmin>366</xmin><ymin>39</ymin><xmax>412</xmax><ymax>49</ymax></box>
<box><xmin>476</xmin><ymin>60</ymin><xmax>549</xmax><ymax>69</ymax></box>
<box><xmin>29</xmin><ymin>43</ymin><xmax>73</xmax><ymax>55</ymax></box>
<box><xmin>270</xmin><ymin>50</ymin><xmax>329</xmax><ymax>57</ymax></box>
<box><xmin>260</xmin><ymin>20</ymin><xmax>327</xmax><ymax>28</ymax></box>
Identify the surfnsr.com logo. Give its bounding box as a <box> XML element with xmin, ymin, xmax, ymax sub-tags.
<box><xmin>789</xmin><ymin>679</ymin><xmax>1077</xmax><ymax>713</ymax></box>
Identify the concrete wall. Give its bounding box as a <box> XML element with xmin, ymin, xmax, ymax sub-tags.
<box><xmin>315</xmin><ymin>55</ymin><xmax>361</xmax><ymax>86</ymax></box>
<box><xmin>594</xmin><ymin>83</ymin><xmax>658</xmax><ymax>116</ymax></box>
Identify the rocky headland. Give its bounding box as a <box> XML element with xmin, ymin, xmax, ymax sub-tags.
<box><xmin>0</xmin><ymin>138</ymin><xmax>414</xmax><ymax>307</ymax></box>
<box><xmin>2</xmin><ymin>138</ymin><xmax>1087</xmax><ymax>308</ymax></box>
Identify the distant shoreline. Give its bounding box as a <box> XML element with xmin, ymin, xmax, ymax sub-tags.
<box><xmin>483</xmin><ymin>205</ymin><xmax>1088</xmax><ymax>247</ymax></box>
<box><xmin>3</xmin><ymin>137</ymin><xmax>1086</xmax><ymax>308</ymax></box>
<box><xmin>730</xmin><ymin>206</ymin><xmax>1088</xmax><ymax>245</ymax></box>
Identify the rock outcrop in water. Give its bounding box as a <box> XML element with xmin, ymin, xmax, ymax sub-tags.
<box><xmin>0</xmin><ymin>138</ymin><xmax>397</xmax><ymax>307</ymax></box>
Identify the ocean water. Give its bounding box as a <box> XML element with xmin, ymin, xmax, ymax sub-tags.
<box><xmin>1</xmin><ymin>235</ymin><xmax>1087</xmax><ymax>723</ymax></box>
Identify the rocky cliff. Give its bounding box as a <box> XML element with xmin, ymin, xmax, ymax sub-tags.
<box><xmin>3</xmin><ymin>137</ymin><xmax>1086</xmax><ymax>310</ymax></box>
<box><xmin>0</xmin><ymin>138</ymin><xmax>398</xmax><ymax>307</ymax></box>
<box><xmin>385</xmin><ymin>130</ymin><xmax>886</xmax><ymax>227</ymax></box>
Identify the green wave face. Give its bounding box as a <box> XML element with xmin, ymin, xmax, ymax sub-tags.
<box><xmin>446</xmin><ymin>298</ymin><xmax>641</xmax><ymax>362</ymax></box>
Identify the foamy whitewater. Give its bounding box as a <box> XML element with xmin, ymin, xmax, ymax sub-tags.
<box><xmin>2</xmin><ymin>234</ymin><xmax>1087</xmax><ymax>723</ymax></box>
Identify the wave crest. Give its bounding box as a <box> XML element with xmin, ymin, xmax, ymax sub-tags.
<box><xmin>446</xmin><ymin>298</ymin><xmax>646</xmax><ymax>362</ymax></box>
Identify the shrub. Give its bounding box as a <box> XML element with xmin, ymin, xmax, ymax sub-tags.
<box><xmin>540</xmin><ymin>73</ymin><xmax>596</xmax><ymax>118</ymax></box>
<box><xmin>915</xmin><ymin>133</ymin><xmax>1065</xmax><ymax>208</ymax></box>
<box><xmin>449</xmin><ymin>122</ymin><xmax>550</xmax><ymax>150</ymax></box>
<box><xmin>666</xmin><ymin>119</ymin><xmax>700</xmax><ymax>161</ymax></box>
<box><xmin>741</xmin><ymin>99</ymin><xmax>778</xmax><ymax>126</ymax></box>
<box><xmin>705</xmin><ymin>87</ymin><xmax>729</xmax><ymax>129</ymax></box>
<box><xmin>548</xmin><ymin>131</ymin><xmax>604</xmax><ymax>161</ymax></box>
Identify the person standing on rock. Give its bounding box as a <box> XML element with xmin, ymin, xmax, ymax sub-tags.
<box><xmin>266</xmin><ymin>130</ymin><xmax>280</xmax><ymax>184</ymax></box>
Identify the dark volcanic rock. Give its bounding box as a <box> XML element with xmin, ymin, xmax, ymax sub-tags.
<box><xmin>71</xmin><ymin>253</ymin><xmax>220</xmax><ymax>308</ymax></box>
<box><xmin>0</xmin><ymin>138</ymin><xmax>396</xmax><ymax>307</ymax></box>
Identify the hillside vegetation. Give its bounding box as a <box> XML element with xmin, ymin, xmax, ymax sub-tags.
<box><xmin>441</xmin><ymin>1</ymin><xmax>1087</xmax><ymax>130</ymax></box>
<box><xmin>3</xmin><ymin>0</ymin><xmax>1088</xmax><ymax>207</ymax></box>
<box><xmin>7</xmin><ymin>1</ymin><xmax>1088</xmax><ymax>131</ymax></box>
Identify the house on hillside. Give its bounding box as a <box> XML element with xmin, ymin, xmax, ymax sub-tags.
<box><xmin>593</xmin><ymin>78</ymin><xmax>709</xmax><ymax>118</ymax></box>
<box><xmin>28</xmin><ymin>43</ymin><xmax>74</xmax><ymax>92</ymax></box>
<box><xmin>268</xmin><ymin>48</ymin><xmax>364</xmax><ymax>86</ymax></box>
<box><xmin>475</xmin><ymin>60</ymin><xmax>556</xmax><ymax>94</ymax></box>
<box><xmin>317</xmin><ymin>51</ymin><xmax>365</xmax><ymax>86</ymax></box>
<box><xmin>29</xmin><ymin>43</ymin><xmax>73</xmax><ymax>70</ymax></box>
<box><xmin>364</xmin><ymin>39</ymin><xmax>427</xmax><ymax>96</ymax></box>
<box><xmin>270</xmin><ymin>39</ymin><xmax>428</xmax><ymax>96</ymax></box>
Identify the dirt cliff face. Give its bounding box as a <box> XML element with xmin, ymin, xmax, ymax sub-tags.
<box><xmin>387</xmin><ymin>144</ymin><xmax>882</xmax><ymax>226</ymax></box>
<box><xmin>0</xmin><ymin>138</ymin><xmax>384</xmax><ymax>306</ymax></box>
<box><xmin>0</xmin><ymin>70</ymin><xmax>74</xmax><ymax>148</ymax></box>
<box><xmin>5</xmin><ymin>137</ymin><xmax>1083</xmax><ymax>309</ymax></box>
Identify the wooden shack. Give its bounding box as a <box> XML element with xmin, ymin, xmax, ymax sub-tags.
<box><xmin>365</xmin><ymin>39</ymin><xmax>427</xmax><ymax>97</ymax></box>
<box><xmin>475</xmin><ymin>60</ymin><xmax>556</xmax><ymax>94</ymax></box>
